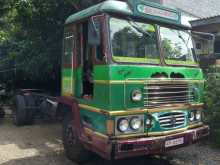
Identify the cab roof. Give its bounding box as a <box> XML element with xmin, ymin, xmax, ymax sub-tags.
<box><xmin>65</xmin><ymin>1</ymin><xmax>132</xmax><ymax>24</ymax></box>
<box><xmin>65</xmin><ymin>0</ymin><xmax>190</xmax><ymax>29</ymax></box>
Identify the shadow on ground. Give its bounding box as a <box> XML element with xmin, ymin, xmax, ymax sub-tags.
<box><xmin>0</xmin><ymin>117</ymin><xmax>172</xmax><ymax>165</ymax></box>
<box><xmin>0</xmin><ymin>154</ymin><xmax>172</xmax><ymax>165</ymax></box>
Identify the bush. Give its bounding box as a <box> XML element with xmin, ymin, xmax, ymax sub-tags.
<box><xmin>211</xmin><ymin>129</ymin><xmax>220</xmax><ymax>148</ymax></box>
<box><xmin>204</xmin><ymin>67</ymin><xmax>220</xmax><ymax>146</ymax></box>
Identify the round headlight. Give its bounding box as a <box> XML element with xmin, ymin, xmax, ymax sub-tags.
<box><xmin>130</xmin><ymin>117</ymin><xmax>142</xmax><ymax>130</ymax></box>
<box><xmin>131</xmin><ymin>89</ymin><xmax>142</xmax><ymax>102</ymax></box>
<box><xmin>196</xmin><ymin>111</ymin><xmax>201</xmax><ymax>121</ymax></box>
<box><xmin>118</xmin><ymin>118</ymin><xmax>129</xmax><ymax>132</ymax></box>
<box><xmin>189</xmin><ymin>111</ymin><xmax>195</xmax><ymax>122</ymax></box>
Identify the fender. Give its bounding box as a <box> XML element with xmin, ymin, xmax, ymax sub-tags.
<box><xmin>57</xmin><ymin>96</ymin><xmax>81</xmax><ymax>137</ymax></box>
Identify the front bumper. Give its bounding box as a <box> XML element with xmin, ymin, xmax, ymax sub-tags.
<box><xmin>83</xmin><ymin>125</ymin><xmax>209</xmax><ymax>160</ymax></box>
<box><xmin>114</xmin><ymin>125</ymin><xmax>209</xmax><ymax>159</ymax></box>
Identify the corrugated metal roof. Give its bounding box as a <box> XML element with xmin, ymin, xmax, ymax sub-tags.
<box><xmin>190</xmin><ymin>15</ymin><xmax>220</xmax><ymax>27</ymax></box>
<box><xmin>163</xmin><ymin>0</ymin><xmax>220</xmax><ymax>19</ymax></box>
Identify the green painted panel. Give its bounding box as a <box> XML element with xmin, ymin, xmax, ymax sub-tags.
<box><xmin>109</xmin><ymin>65</ymin><xmax>203</xmax><ymax>80</ymax></box>
<box><xmin>93</xmin><ymin>84</ymin><xmax>110</xmax><ymax>109</ymax></box>
<box><xmin>93</xmin><ymin>65</ymin><xmax>109</xmax><ymax>80</ymax></box>
<box><xmin>80</xmin><ymin>109</ymin><xmax>108</xmax><ymax>134</ymax></box>
<box><xmin>109</xmin><ymin>84</ymin><xmax>125</xmax><ymax>110</ymax></box>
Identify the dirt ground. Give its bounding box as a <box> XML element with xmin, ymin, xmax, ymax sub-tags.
<box><xmin>1</xmin><ymin>107</ymin><xmax>220</xmax><ymax>165</ymax></box>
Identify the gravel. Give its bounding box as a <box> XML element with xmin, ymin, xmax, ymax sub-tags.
<box><xmin>0</xmin><ymin>108</ymin><xmax>220</xmax><ymax>165</ymax></box>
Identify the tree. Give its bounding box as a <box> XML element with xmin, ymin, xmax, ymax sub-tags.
<box><xmin>0</xmin><ymin>0</ymin><xmax>105</xmax><ymax>93</ymax></box>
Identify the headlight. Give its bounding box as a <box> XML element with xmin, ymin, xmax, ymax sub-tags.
<box><xmin>131</xmin><ymin>89</ymin><xmax>142</xmax><ymax>102</ymax></box>
<box><xmin>117</xmin><ymin>118</ymin><xmax>129</xmax><ymax>132</ymax></box>
<box><xmin>130</xmin><ymin>117</ymin><xmax>142</xmax><ymax>130</ymax></box>
<box><xmin>189</xmin><ymin>111</ymin><xmax>195</xmax><ymax>122</ymax></box>
<box><xmin>196</xmin><ymin>111</ymin><xmax>201</xmax><ymax>121</ymax></box>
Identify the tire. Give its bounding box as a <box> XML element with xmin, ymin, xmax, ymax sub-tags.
<box><xmin>24</xmin><ymin>95</ymin><xmax>35</xmax><ymax>124</ymax></box>
<box><xmin>13</xmin><ymin>95</ymin><xmax>27</xmax><ymax>126</ymax></box>
<box><xmin>0</xmin><ymin>107</ymin><xmax>5</xmax><ymax>119</ymax></box>
<box><xmin>62</xmin><ymin>111</ymin><xmax>91</xmax><ymax>163</ymax></box>
<box><xmin>13</xmin><ymin>95</ymin><xmax>35</xmax><ymax>126</ymax></box>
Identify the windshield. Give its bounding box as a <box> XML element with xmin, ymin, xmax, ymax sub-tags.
<box><xmin>110</xmin><ymin>17</ymin><xmax>160</xmax><ymax>64</ymax></box>
<box><xmin>160</xmin><ymin>27</ymin><xmax>198</xmax><ymax>66</ymax></box>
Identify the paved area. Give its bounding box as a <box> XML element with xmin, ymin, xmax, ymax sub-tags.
<box><xmin>0</xmin><ymin>108</ymin><xmax>220</xmax><ymax>165</ymax></box>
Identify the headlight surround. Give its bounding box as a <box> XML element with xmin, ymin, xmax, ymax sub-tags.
<box><xmin>130</xmin><ymin>117</ymin><xmax>142</xmax><ymax>130</ymax></box>
<box><xmin>189</xmin><ymin>110</ymin><xmax>202</xmax><ymax>122</ymax></box>
<box><xmin>131</xmin><ymin>89</ymin><xmax>142</xmax><ymax>102</ymax></box>
<box><xmin>116</xmin><ymin>115</ymin><xmax>144</xmax><ymax>135</ymax></box>
<box><xmin>117</xmin><ymin>118</ymin><xmax>129</xmax><ymax>132</ymax></box>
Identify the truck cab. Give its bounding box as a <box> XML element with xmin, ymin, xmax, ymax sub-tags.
<box><xmin>59</xmin><ymin>0</ymin><xmax>209</xmax><ymax>161</ymax></box>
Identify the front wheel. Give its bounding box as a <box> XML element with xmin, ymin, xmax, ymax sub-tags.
<box><xmin>13</xmin><ymin>95</ymin><xmax>35</xmax><ymax>126</ymax></box>
<box><xmin>62</xmin><ymin>112</ymin><xmax>91</xmax><ymax>163</ymax></box>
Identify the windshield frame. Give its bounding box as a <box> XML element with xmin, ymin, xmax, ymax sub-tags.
<box><xmin>159</xmin><ymin>25</ymin><xmax>199</xmax><ymax>67</ymax></box>
<box><xmin>107</xmin><ymin>14</ymin><xmax>199</xmax><ymax>68</ymax></box>
<box><xmin>108</xmin><ymin>15</ymin><xmax>162</xmax><ymax>66</ymax></box>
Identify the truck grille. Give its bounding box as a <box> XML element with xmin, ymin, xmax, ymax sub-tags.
<box><xmin>144</xmin><ymin>81</ymin><xmax>193</xmax><ymax>108</ymax></box>
<box><xmin>158</xmin><ymin>112</ymin><xmax>185</xmax><ymax>129</ymax></box>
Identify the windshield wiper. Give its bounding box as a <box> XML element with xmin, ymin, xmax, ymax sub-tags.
<box><xmin>176</xmin><ymin>31</ymin><xmax>198</xmax><ymax>62</ymax></box>
<box><xmin>127</xmin><ymin>19</ymin><xmax>153</xmax><ymax>38</ymax></box>
<box><xmin>175</xmin><ymin>31</ymin><xmax>190</xmax><ymax>48</ymax></box>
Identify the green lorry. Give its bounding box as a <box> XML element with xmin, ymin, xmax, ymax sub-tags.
<box><xmin>13</xmin><ymin>0</ymin><xmax>210</xmax><ymax>161</ymax></box>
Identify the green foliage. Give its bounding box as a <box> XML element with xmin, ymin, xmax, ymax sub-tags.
<box><xmin>212</xmin><ymin>129</ymin><xmax>220</xmax><ymax>148</ymax></box>
<box><xmin>161</xmin><ymin>38</ymin><xmax>182</xmax><ymax>59</ymax></box>
<box><xmin>0</xmin><ymin>0</ymin><xmax>104</xmax><ymax>92</ymax></box>
<box><xmin>204</xmin><ymin>68</ymin><xmax>220</xmax><ymax>147</ymax></box>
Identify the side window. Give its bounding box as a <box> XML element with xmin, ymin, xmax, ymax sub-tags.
<box><xmin>91</xmin><ymin>16</ymin><xmax>105</xmax><ymax>63</ymax></box>
<box><xmin>63</xmin><ymin>28</ymin><xmax>74</xmax><ymax>66</ymax></box>
<box><xmin>62</xmin><ymin>27</ymin><xmax>75</xmax><ymax>96</ymax></box>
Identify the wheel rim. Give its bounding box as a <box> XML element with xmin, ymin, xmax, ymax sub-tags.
<box><xmin>66</xmin><ymin>123</ymin><xmax>76</xmax><ymax>145</ymax></box>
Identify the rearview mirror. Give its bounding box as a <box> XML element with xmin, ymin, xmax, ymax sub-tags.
<box><xmin>88</xmin><ymin>17</ymin><xmax>101</xmax><ymax>46</ymax></box>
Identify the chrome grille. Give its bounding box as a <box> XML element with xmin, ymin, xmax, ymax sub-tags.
<box><xmin>158</xmin><ymin>112</ymin><xmax>185</xmax><ymax>129</ymax></box>
<box><xmin>144</xmin><ymin>81</ymin><xmax>194</xmax><ymax>108</ymax></box>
